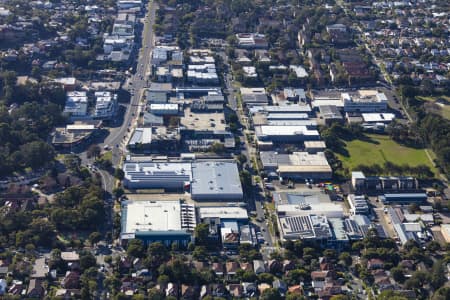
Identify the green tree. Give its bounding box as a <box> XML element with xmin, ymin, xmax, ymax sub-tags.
<box><xmin>430</xmin><ymin>260</ymin><xmax>446</xmax><ymax>290</ymax></box>
<box><xmin>126</xmin><ymin>239</ymin><xmax>145</xmax><ymax>258</ymax></box>
<box><xmin>390</xmin><ymin>266</ymin><xmax>405</xmax><ymax>283</ymax></box>
<box><xmin>339</xmin><ymin>252</ymin><xmax>352</xmax><ymax>267</ymax></box>
<box><xmin>260</xmin><ymin>288</ymin><xmax>282</xmax><ymax>300</ymax></box>
<box><xmin>88</xmin><ymin>232</ymin><xmax>102</xmax><ymax>246</ymax></box>
<box><xmin>114</xmin><ymin>168</ymin><xmax>125</xmax><ymax>180</ymax></box>
<box><xmin>80</xmin><ymin>252</ymin><xmax>97</xmax><ymax>271</ymax></box>
<box><xmin>194</xmin><ymin>223</ymin><xmax>210</xmax><ymax>246</ymax></box>
<box><xmin>146</xmin><ymin>242</ymin><xmax>169</xmax><ymax>269</ymax></box>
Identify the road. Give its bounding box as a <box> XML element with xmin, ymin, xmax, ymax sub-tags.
<box><xmin>222</xmin><ymin>53</ymin><xmax>274</xmax><ymax>249</ymax></box>
<box><xmin>104</xmin><ymin>0</ymin><xmax>157</xmax><ymax>166</ymax></box>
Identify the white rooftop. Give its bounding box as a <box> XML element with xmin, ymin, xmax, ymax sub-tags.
<box><xmin>122</xmin><ymin>200</ymin><xmax>185</xmax><ymax>233</ymax></box>
<box><xmin>258</xmin><ymin>125</ymin><xmax>319</xmax><ymax>136</ymax></box>
<box><xmin>198</xmin><ymin>206</ymin><xmax>248</xmax><ymax>220</ymax></box>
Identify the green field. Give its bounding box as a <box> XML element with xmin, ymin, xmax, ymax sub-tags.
<box><xmin>337</xmin><ymin>134</ymin><xmax>436</xmax><ymax>172</ymax></box>
<box><xmin>416</xmin><ymin>95</ymin><xmax>450</xmax><ymax>120</ymax></box>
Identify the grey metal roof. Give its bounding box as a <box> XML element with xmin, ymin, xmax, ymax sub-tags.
<box><xmin>191</xmin><ymin>161</ymin><xmax>243</xmax><ymax>200</ymax></box>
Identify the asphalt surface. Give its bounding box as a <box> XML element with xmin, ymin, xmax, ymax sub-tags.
<box><xmin>104</xmin><ymin>1</ymin><xmax>157</xmax><ymax>166</ymax></box>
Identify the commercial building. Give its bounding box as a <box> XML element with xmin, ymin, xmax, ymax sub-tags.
<box><xmin>197</xmin><ymin>206</ymin><xmax>249</xmax><ymax>222</ymax></box>
<box><xmin>128</xmin><ymin>128</ymin><xmax>152</xmax><ymax>149</ymax></box>
<box><xmin>94</xmin><ymin>91</ymin><xmax>117</xmax><ymax>119</ymax></box>
<box><xmin>187</xmin><ymin>64</ymin><xmax>219</xmax><ymax>84</ymax></box>
<box><xmin>283</xmin><ymin>88</ymin><xmax>306</xmax><ymax>102</ymax></box>
<box><xmin>260</xmin><ymin>151</ymin><xmax>332</xmax><ymax>180</ymax></box>
<box><xmin>240</xmin><ymin>88</ymin><xmax>269</xmax><ymax>107</ymax></box>
<box><xmin>318</xmin><ymin>105</ymin><xmax>343</xmax><ymax>125</ymax></box>
<box><xmin>278</xmin><ymin>214</ymin><xmax>332</xmax><ymax>242</ymax></box>
<box><xmin>236</xmin><ymin>33</ymin><xmax>268</xmax><ymax>49</ymax></box>
<box><xmin>149</xmin><ymin>103</ymin><xmax>179</xmax><ymax>116</ymax></box>
<box><xmin>180</xmin><ymin>107</ymin><xmax>234</xmax><ymax>151</ymax></box>
<box><xmin>342</xmin><ymin>90</ymin><xmax>388</xmax><ymax>113</ymax></box>
<box><xmin>347</xmin><ymin>194</ymin><xmax>369</xmax><ymax>215</ymax></box>
<box><xmin>379</xmin><ymin>193</ymin><xmax>427</xmax><ymax>204</ymax></box>
<box><xmin>123</xmin><ymin>161</ymin><xmax>243</xmax><ymax>199</ymax></box>
<box><xmin>146</xmin><ymin>83</ymin><xmax>172</xmax><ymax>104</ymax></box>
<box><xmin>123</xmin><ymin>161</ymin><xmax>192</xmax><ymax>190</ymax></box>
<box><xmin>274</xmin><ymin>191</ymin><xmax>344</xmax><ymax>219</ymax></box>
<box><xmin>440</xmin><ymin>224</ymin><xmax>450</xmax><ymax>244</ymax></box>
<box><xmin>255</xmin><ymin>125</ymin><xmax>320</xmax><ymax>144</ymax></box>
<box><xmin>191</xmin><ymin>162</ymin><xmax>243</xmax><ymax>201</ymax></box>
<box><xmin>304</xmin><ymin>141</ymin><xmax>327</xmax><ymax>153</ymax></box>
<box><xmin>120</xmin><ymin>200</ymin><xmax>196</xmax><ymax>247</ymax></box>
<box><xmin>51</xmin><ymin>123</ymin><xmax>97</xmax><ymax>149</ymax></box>
<box><xmin>351</xmin><ymin>171</ymin><xmax>419</xmax><ymax>193</ymax></box>
<box><xmin>361</xmin><ymin>113</ymin><xmax>395</xmax><ymax>124</ymax></box>
<box><xmin>64</xmin><ymin>91</ymin><xmax>88</xmax><ymax>117</ymax></box>
<box><xmin>197</xmin><ymin>206</ymin><xmax>250</xmax><ymax>248</ymax></box>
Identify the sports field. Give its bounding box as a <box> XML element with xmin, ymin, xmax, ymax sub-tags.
<box><xmin>337</xmin><ymin>134</ymin><xmax>435</xmax><ymax>172</ymax></box>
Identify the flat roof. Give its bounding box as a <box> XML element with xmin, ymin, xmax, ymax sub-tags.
<box><xmin>121</xmin><ymin>200</ymin><xmax>196</xmax><ymax>235</ymax></box>
<box><xmin>129</xmin><ymin>128</ymin><xmax>152</xmax><ymax>145</ymax></box>
<box><xmin>279</xmin><ymin>215</ymin><xmax>332</xmax><ymax>239</ymax></box>
<box><xmin>123</xmin><ymin>161</ymin><xmax>192</xmax><ymax>185</ymax></box>
<box><xmin>198</xmin><ymin>206</ymin><xmax>248</xmax><ymax>220</ymax></box>
<box><xmin>278</xmin><ymin>165</ymin><xmax>332</xmax><ymax>172</ymax></box>
<box><xmin>240</xmin><ymin>87</ymin><xmax>267</xmax><ymax>94</ymax></box>
<box><xmin>180</xmin><ymin>107</ymin><xmax>226</xmax><ymax>131</ymax></box>
<box><xmin>191</xmin><ymin>162</ymin><xmax>243</xmax><ymax>200</ymax></box>
<box><xmin>66</xmin><ymin>124</ymin><xmax>95</xmax><ymax>130</ymax></box>
<box><xmin>257</xmin><ymin>125</ymin><xmax>319</xmax><ymax>136</ymax></box>
<box><xmin>304</xmin><ymin>141</ymin><xmax>327</xmax><ymax>148</ymax></box>
<box><xmin>362</xmin><ymin>113</ymin><xmax>395</xmax><ymax>122</ymax></box>
<box><xmin>288</xmin><ymin>152</ymin><xmax>330</xmax><ymax>166</ymax></box>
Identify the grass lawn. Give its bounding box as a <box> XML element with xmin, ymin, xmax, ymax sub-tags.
<box><xmin>337</xmin><ymin>134</ymin><xmax>436</xmax><ymax>173</ymax></box>
<box><xmin>416</xmin><ymin>95</ymin><xmax>450</xmax><ymax>120</ymax></box>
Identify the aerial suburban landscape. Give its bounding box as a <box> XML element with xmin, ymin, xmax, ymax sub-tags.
<box><xmin>0</xmin><ymin>0</ymin><xmax>450</xmax><ymax>299</ymax></box>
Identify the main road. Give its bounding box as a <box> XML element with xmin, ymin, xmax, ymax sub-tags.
<box><xmin>104</xmin><ymin>0</ymin><xmax>157</xmax><ymax>167</ymax></box>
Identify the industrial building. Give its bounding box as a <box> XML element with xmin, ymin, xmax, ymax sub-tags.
<box><xmin>278</xmin><ymin>214</ymin><xmax>333</xmax><ymax>242</ymax></box>
<box><xmin>120</xmin><ymin>200</ymin><xmax>196</xmax><ymax>247</ymax></box>
<box><xmin>240</xmin><ymin>88</ymin><xmax>269</xmax><ymax>107</ymax></box>
<box><xmin>146</xmin><ymin>83</ymin><xmax>172</xmax><ymax>104</ymax></box>
<box><xmin>304</xmin><ymin>141</ymin><xmax>327</xmax><ymax>153</ymax></box>
<box><xmin>347</xmin><ymin>194</ymin><xmax>369</xmax><ymax>215</ymax></box>
<box><xmin>379</xmin><ymin>193</ymin><xmax>427</xmax><ymax>204</ymax></box>
<box><xmin>255</xmin><ymin>125</ymin><xmax>320</xmax><ymax>144</ymax></box>
<box><xmin>149</xmin><ymin>103</ymin><xmax>179</xmax><ymax>116</ymax></box>
<box><xmin>128</xmin><ymin>128</ymin><xmax>153</xmax><ymax>149</ymax></box>
<box><xmin>123</xmin><ymin>161</ymin><xmax>243</xmax><ymax>200</ymax></box>
<box><xmin>191</xmin><ymin>162</ymin><xmax>243</xmax><ymax>201</ymax></box>
<box><xmin>260</xmin><ymin>151</ymin><xmax>332</xmax><ymax>180</ymax></box>
<box><xmin>123</xmin><ymin>161</ymin><xmax>192</xmax><ymax>190</ymax></box>
<box><xmin>342</xmin><ymin>90</ymin><xmax>388</xmax><ymax>113</ymax></box>
<box><xmin>273</xmin><ymin>191</ymin><xmax>344</xmax><ymax>219</ymax></box>
<box><xmin>351</xmin><ymin>171</ymin><xmax>419</xmax><ymax>193</ymax></box>
<box><xmin>197</xmin><ymin>206</ymin><xmax>251</xmax><ymax>248</ymax></box>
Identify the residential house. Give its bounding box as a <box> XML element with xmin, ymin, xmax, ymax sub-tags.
<box><xmin>27</xmin><ymin>279</ymin><xmax>45</xmax><ymax>298</ymax></box>
<box><xmin>253</xmin><ymin>260</ymin><xmax>266</xmax><ymax>274</ymax></box>
<box><xmin>367</xmin><ymin>258</ymin><xmax>384</xmax><ymax>270</ymax></box>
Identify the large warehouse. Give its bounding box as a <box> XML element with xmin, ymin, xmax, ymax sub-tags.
<box><xmin>123</xmin><ymin>160</ymin><xmax>243</xmax><ymax>200</ymax></box>
<box><xmin>260</xmin><ymin>151</ymin><xmax>332</xmax><ymax>180</ymax></box>
<box><xmin>191</xmin><ymin>162</ymin><xmax>243</xmax><ymax>200</ymax></box>
<box><xmin>120</xmin><ymin>200</ymin><xmax>196</xmax><ymax>247</ymax></box>
<box><xmin>123</xmin><ymin>162</ymin><xmax>192</xmax><ymax>190</ymax></box>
